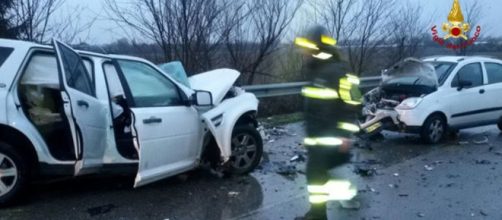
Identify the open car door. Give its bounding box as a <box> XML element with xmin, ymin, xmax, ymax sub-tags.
<box><xmin>52</xmin><ymin>39</ymin><xmax>109</xmax><ymax>175</ymax></box>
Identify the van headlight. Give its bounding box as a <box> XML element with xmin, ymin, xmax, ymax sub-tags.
<box><xmin>396</xmin><ymin>97</ymin><xmax>423</xmax><ymax>110</ymax></box>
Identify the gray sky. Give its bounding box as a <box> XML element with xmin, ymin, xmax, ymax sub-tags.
<box><xmin>59</xmin><ymin>0</ymin><xmax>502</xmax><ymax>44</ymax></box>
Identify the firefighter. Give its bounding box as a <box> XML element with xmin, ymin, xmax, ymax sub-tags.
<box><xmin>294</xmin><ymin>26</ymin><xmax>362</xmax><ymax>219</ymax></box>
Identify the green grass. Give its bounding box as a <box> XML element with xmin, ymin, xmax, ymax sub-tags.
<box><xmin>258</xmin><ymin>112</ymin><xmax>303</xmax><ymax>127</ymax></box>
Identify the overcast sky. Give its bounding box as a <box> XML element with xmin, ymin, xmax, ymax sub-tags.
<box><xmin>60</xmin><ymin>0</ymin><xmax>502</xmax><ymax>44</ymax></box>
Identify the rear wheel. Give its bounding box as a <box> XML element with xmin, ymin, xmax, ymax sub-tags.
<box><xmin>0</xmin><ymin>142</ymin><xmax>29</xmax><ymax>206</ymax></box>
<box><xmin>420</xmin><ymin>114</ymin><xmax>446</xmax><ymax>144</ymax></box>
<box><xmin>227</xmin><ymin>126</ymin><xmax>263</xmax><ymax>175</ymax></box>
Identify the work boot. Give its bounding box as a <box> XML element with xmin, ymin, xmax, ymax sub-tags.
<box><xmin>295</xmin><ymin>204</ymin><xmax>327</xmax><ymax>220</ymax></box>
<box><xmin>339</xmin><ymin>199</ymin><xmax>361</xmax><ymax>209</ymax></box>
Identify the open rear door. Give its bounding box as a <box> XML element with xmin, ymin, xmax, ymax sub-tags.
<box><xmin>52</xmin><ymin>39</ymin><xmax>109</xmax><ymax>175</ymax></box>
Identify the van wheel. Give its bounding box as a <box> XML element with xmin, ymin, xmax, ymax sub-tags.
<box><xmin>0</xmin><ymin>142</ymin><xmax>29</xmax><ymax>206</ymax></box>
<box><xmin>227</xmin><ymin>126</ymin><xmax>263</xmax><ymax>175</ymax></box>
<box><xmin>420</xmin><ymin>114</ymin><xmax>446</xmax><ymax>144</ymax></box>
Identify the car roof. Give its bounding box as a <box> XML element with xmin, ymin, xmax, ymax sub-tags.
<box><xmin>422</xmin><ymin>55</ymin><xmax>502</xmax><ymax>64</ymax></box>
<box><xmin>0</xmin><ymin>38</ymin><xmax>107</xmax><ymax>58</ymax></box>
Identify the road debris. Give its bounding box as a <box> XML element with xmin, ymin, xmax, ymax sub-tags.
<box><xmin>87</xmin><ymin>204</ymin><xmax>116</xmax><ymax>217</ymax></box>
<box><xmin>290</xmin><ymin>154</ymin><xmax>306</xmax><ymax>162</ymax></box>
<box><xmin>475</xmin><ymin>159</ymin><xmax>491</xmax><ymax>165</ymax></box>
<box><xmin>458</xmin><ymin>141</ymin><xmax>469</xmax><ymax>145</ymax></box>
<box><xmin>398</xmin><ymin>194</ymin><xmax>408</xmax><ymax>197</ymax></box>
<box><xmin>393</xmin><ymin>173</ymin><xmax>399</xmax><ymax>177</ymax></box>
<box><xmin>473</xmin><ymin>136</ymin><xmax>489</xmax><ymax>145</ymax></box>
<box><xmin>353</xmin><ymin>166</ymin><xmax>377</xmax><ymax>177</ymax></box>
<box><xmin>228</xmin><ymin>191</ymin><xmax>240</xmax><ymax>197</ymax></box>
<box><xmin>480</xmin><ymin>210</ymin><xmax>488</xmax><ymax>216</ymax></box>
<box><xmin>417</xmin><ymin>212</ymin><xmax>425</xmax><ymax>218</ymax></box>
<box><xmin>424</xmin><ymin>165</ymin><xmax>434</xmax><ymax>171</ymax></box>
<box><xmin>388</xmin><ymin>184</ymin><xmax>398</xmax><ymax>189</ymax></box>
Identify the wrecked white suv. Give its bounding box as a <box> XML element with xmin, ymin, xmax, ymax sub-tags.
<box><xmin>361</xmin><ymin>57</ymin><xmax>502</xmax><ymax>144</ymax></box>
<box><xmin>0</xmin><ymin>39</ymin><xmax>263</xmax><ymax>204</ymax></box>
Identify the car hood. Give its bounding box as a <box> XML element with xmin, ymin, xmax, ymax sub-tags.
<box><xmin>381</xmin><ymin>57</ymin><xmax>438</xmax><ymax>89</ymax></box>
<box><xmin>188</xmin><ymin>68</ymin><xmax>240</xmax><ymax>105</ymax></box>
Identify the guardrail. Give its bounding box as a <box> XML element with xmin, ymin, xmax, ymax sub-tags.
<box><xmin>242</xmin><ymin>76</ymin><xmax>382</xmax><ymax>98</ymax></box>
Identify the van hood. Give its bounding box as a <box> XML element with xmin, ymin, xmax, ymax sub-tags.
<box><xmin>188</xmin><ymin>68</ymin><xmax>240</xmax><ymax>105</ymax></box>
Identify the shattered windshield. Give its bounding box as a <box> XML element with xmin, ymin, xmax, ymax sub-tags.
<box><xmin>426</xmin><ymin>62</ymin><xmax>457</xmax><ymax>86</ymax></box>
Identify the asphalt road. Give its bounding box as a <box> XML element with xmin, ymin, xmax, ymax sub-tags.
<box><xmin>1</xmin><ymin>122</ymin><xmax>501</xmax><ymax>220</ymax></box>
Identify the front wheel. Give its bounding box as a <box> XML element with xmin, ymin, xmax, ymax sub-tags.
<box><xmin>0</xmin><ymin>142</ymin><xmax>29</xmax><ymax>206</ymax></box>
<box><xmin>227</xmin><ymin>126</ymin><xmax>263</xmax><ymax>175</ymax></box>
<box><xmin>420</xmin><ymin>114</ymin><xmax>446</xmax><ymax>144</ymax></box>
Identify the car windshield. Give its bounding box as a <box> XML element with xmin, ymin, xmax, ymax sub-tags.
<box><xmin>425</xmin><ymin>61</ymin><xmax>457</xmax><ymax>85</ymax></box>
<box><xmin>0</xmin><ymin>47</ymin><xmax>14</xmax><ymax>68</ymax></box>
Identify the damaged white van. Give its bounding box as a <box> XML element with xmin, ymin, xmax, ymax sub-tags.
<box><xmin>361</xmin><ymin>57</ymin><xmax>502</xmax><ymax>144</ymax></box>
<box><xmin>0</xmin><ymin>39</ymin><xmax>263</xmax><ymax>204</ymax></box>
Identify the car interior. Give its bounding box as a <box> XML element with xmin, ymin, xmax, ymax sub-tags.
<box><xmin>17</xmin><ymin>53</ymin><xmax>75</xmax><ymax>161</ymax></box>
<box><xmin>103</xmin><ymin>62</ymin><xmax>138</xmax><ymax>160</ymax></box>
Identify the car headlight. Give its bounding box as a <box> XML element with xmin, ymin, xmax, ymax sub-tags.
<box><xmin>396</xmin><ymin>97</ymin><xmax>423</xmax><ymax>110</ymax></box>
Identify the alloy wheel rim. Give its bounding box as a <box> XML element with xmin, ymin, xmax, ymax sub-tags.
<box><xmin>429</xmin><ymin>120</ymin><xmax>443</xmax><ymax>142</ymax></box>
<box><xmin>230</xmin><ymin>133</ymin><xmax>257</xmax><ymax>170</ymax></box>
<box><xmin>0</xmin><ymin>153</ymin><xmax>18</xmax><ymax>197</ymax></box>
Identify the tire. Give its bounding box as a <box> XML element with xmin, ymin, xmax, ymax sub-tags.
<box><xmin>498</xmin><ymin>118</ymin><xmax>502</xmax><ymax>131</ymax></box>
<box><xmin>227</xmin><ymin>126</ymin><xmax>263</xmax><ymax>175</ymax></box>
<box><xmin>420</xmin><ymin>114</ymin><xmax>447</xmax><ymax>144</ymax></box>
<box><xmin>0</xmin><ymin>142</ymin><xmax>29</xmax><ymax>206</ymax></box>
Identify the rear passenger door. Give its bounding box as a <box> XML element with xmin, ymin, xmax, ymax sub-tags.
<box><xmin>481</xmin><ymin>62</ymin><xmax>502</xmax><ymax>122</ymax></box>
<box><xmin>52</xmin><ymin>40</ymin><xmax>109</xmax><ymax>175</ymax></box>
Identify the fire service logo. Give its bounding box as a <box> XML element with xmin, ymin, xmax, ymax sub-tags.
<box><xmin>431</xmin><ymin>0</ymin><xmax>481</xmax><ymax>50</ymax></box>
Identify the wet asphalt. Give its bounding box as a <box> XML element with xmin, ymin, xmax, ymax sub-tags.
<box><xmin>0</xmin><ymin>122</ymin><xmax>501</xmax><ymax>220</ymax></box>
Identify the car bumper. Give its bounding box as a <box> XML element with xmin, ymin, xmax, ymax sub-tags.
<box><xmin>360</xmin><ymin>108</ymin><xmax>424</xmax><ymax>135</ymax></box>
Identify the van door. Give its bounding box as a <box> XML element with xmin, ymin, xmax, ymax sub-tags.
<box><xmin>113</xmin><ymin>59</ymin><xmax>201</xmax><ymax>187</ymax></box>
<box><xmin>52</xmin><ymin>39</ymin><xmax>109</xmax><ymax>174</ymax></box>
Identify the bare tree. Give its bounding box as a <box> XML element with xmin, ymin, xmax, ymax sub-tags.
<box><xmin>385</xmin><ymin>3</ymin><xmax>429</xmax><ymax>65</ymax></box>
<box><xmin>309</xmin><ymin>0</ymin><xmax>356</xmax><ymax>42</ymax></box>
<box><xmin>454</xmin><ymin>0</ymin><xmax>483</xmax><ymax>55</ymax></box>
<box><xmin>225</xmin><ymin>0</ymin><xmax>303</xmax><ymax>84</ymax></box>
<box><xmin>8</xmin><ymin>0</ymin><xmax>95</xmax><ymax>43</ymax></box>
<box><xmin>344</xmin><ymin>0</ymin><xmax>395</xmax><ymax>74</ymax></box>
<box><xmin>106</xmin><ymin>0</ymin><xmax>241</xmax><ymax>73</ymax></box>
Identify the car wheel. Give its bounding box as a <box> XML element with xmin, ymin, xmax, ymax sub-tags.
<box><xmin>0</xmin><ymin>142</ymin><xmax>29</xmax><ymax>206</ymax></box>
<box><xmin>227</xmin><ymin>126</ymin><xmax>263</xmax><ymax>175</ymax></box>
<box><xmin>420</xmin><ymin>114</ymin><xmax>446</xmax><ymax>144</ymax></box>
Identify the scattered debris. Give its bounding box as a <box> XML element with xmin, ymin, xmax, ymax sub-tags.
<box><xmin>228</xmin><ymin>191</ymin><xmax>240</xmax><ymax>197</ymax></box>
<box><xmin>393</xmin><ymin>173</ymin><xmax>399</xmax><ymax>177</ymax></box>
<box><xmin>475</xmin><ymin>159</ymin><xmax>491</xmax><ymax>165</ymax></box>
<box><xmin>290</xmin><ymin>154</ymin><xmax>306</xmax><ymax>163</ymax></box>
<box><xmin>473</xmin><ymin>136</ymin><xmax>489</xmax><ymax>145</ymax></box>
<box><xmin>398</xmin><ymin>194</ymin><xmax>408</xmax><ymax>197</ymax></box>
<box><xmin>339</xmin><ymin>200</ymin><xmax>361</xmax><ymax>209</ymax></box>
<box><xmin>458</xmin><ymin>141</ymin><xmax>469</xmax><ymax>145</ymax></box>
<box><xmin>480</xmin><ymin>210</ymin><xmax>488</xmax><ymax>216</ymax></box>
<box><xmin>494</xmin><ymin>151</ymin><xmax>502</xmax><ymax>156</ymax></box>
<box><xmin>388</xmin><ymin>184</ymin><xmax>398</xmax><ymax>189</ymax></box>
<box><xmin>87</xmin><ymin>204</ymin><xmax>116</xmax><ymax>217</ymax></box>
<box><xmin>424</xmin><ymin>165</ymin><xmax>435</xmax><ymax>171</ymax></box>
<box><xmin>417</xmin><ymin>212</ymin><xmax>425</xmax><ymax>218</ymax></box>
<box><xmin>354</xmin><ymin>166</ymin><xmax>377</xmax><ymax>177</ymax></box>
<box><xmin>445</xmin><ymin>183</ymin><xmax>455</xmax><ymax>188</ymax></box>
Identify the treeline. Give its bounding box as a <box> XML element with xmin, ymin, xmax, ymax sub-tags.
<box><xmin>2</xmin><ymin>0</ymin><xmax>497</xmax><ymax>84</ymax></box>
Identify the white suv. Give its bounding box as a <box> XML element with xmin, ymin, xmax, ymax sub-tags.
<box><xmin>361</xmin><ymin>56</ymin><xmax>502</xmax><ymax>144</ymax></box>
<box><xmin>0</xmin><ymin>39</ymin><xmax>263</xmax><ymax>204</ymax></box>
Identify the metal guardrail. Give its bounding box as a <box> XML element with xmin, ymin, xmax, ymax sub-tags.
<box><xmin>242</xmin><ymin>76</ymin><xmax>382</xmax><ymax>98</ymax></box>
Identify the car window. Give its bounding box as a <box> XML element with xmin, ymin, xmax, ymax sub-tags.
<box><xmin>103</xmin><ymin>63</ymin><xmax>125</xmax><ymax>98</ymax></box>
<box><xmin>57</xmin><ymin>45</ymin><xmax>94</xmax><ymax>96</ymax></box>
<box><xmin>451</xmin><ymin>63</ymin><xmax>483</xmax><ymax>88</ymax></box>
<box><xmin>0</xmin><ymin>47</ymin><xmax>14</xmax><ymax>68</ymax></box>
<box><xmin>117</xmin><ymin>60</ymin><xmax>182</xmax><ymax>107</ymax></box>
<box><xmin>20</xmin><ymin>54</ymin><xmax>60</xmax><ymax>89</ymax></box>
<box><xmin>485</xmin><ymin>63</ymin><xmax>502</xmax><ymax>84</ymax></box>
<box><xmin>426</xmin><ymin>62</ymin><xmax>456</xmax><ymax>85</ymax></box>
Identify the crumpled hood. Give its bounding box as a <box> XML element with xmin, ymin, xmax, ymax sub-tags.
<box><xmin>188</xmin><ymin>68</ymin><xmax>240</xmax><ymax>105</ymax></box>
<box><xmin>382</xmin><ymin>57</ymin><xmax>438</xmax><ymax>88</ymax></box>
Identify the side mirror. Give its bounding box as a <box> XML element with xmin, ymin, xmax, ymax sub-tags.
<box><xmin>457</xmin><ymin>80</ymin><xmax>472</xmax><ymax>91</ymax></box>
<box><xmin>193</xmin><ymin>90</ymin><xmax>213</xmax><ymax>106</ymax></box>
